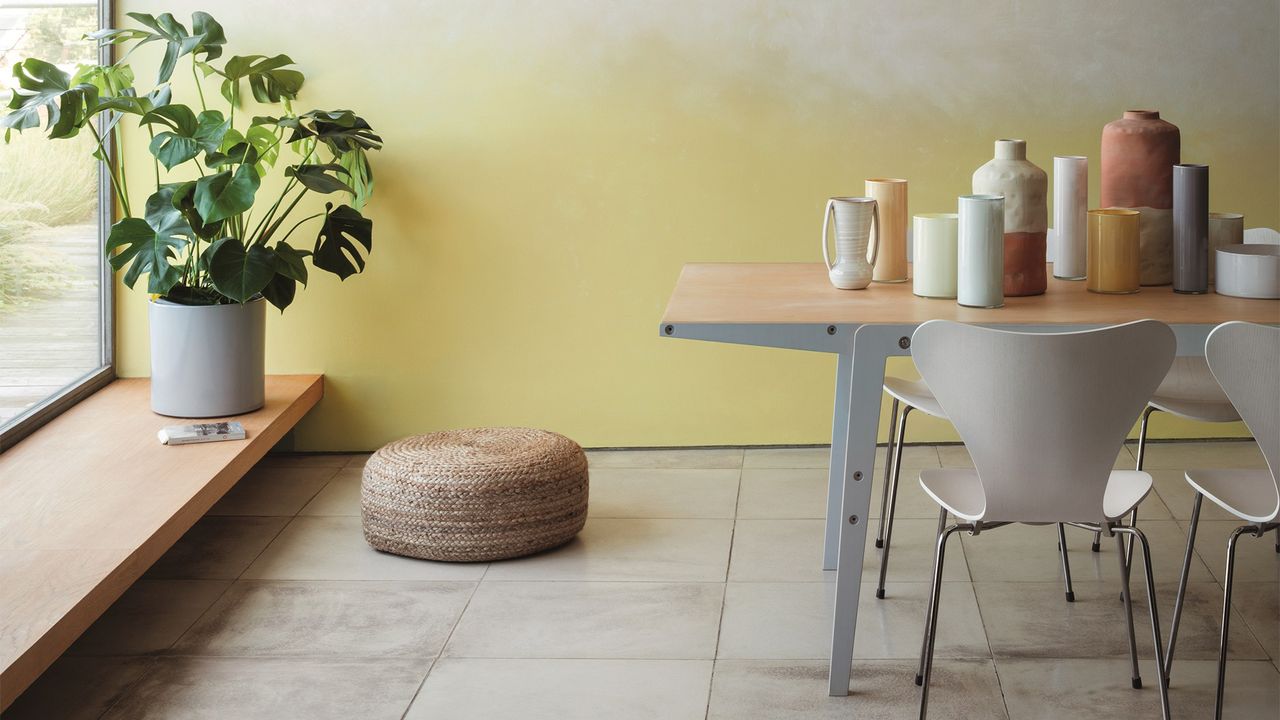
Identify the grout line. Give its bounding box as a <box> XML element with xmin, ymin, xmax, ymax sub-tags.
<box><xmin>705</xmin><ymin>457</ymin><xmax>743</xmax><ymax>717</ymax></box>
<box><xmin>398</xmin><ymin>576</ymin><xmax>484</xmax><ymax>720</ymax></box>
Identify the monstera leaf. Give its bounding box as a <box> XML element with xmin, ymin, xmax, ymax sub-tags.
<box><xmin>194</xmin><ymin>164</ymin><xmax>260</xmax><ymax>224</ymax></box>
<box><xmin>259</xmin><ymin>241</ymin><xmax>311</xmax><ymax>311</ymax></box>
<box><xmin>286</xmin><ymin>163</ymin><xmax>353</xmax><ymax>194</ymax></box>
<box><xmin>219</xmin><ymin>54</ymin><xmax>304</xmax><ymax>107</ymax></box>
<box><xmin>104</xmin><ymin>185</ymin><xmax>193</xmax><ymax>293</ymax></box>
<box><xmin>1</xmin><ymin>58</ymin><xmax>98</xmax><ymax>140</ymax></box>
<box><xmin>95</xmin><ymin>11</ymin><xmax>227</xmax><ymax>83</ymax></box>
<box><xmin>170</xmin><ymin>180</ymin><xmax>223</xmax><ymax>240</ymax></box>
<box><xmin>143</xmin><ymin>106</ymin><xmax>229</xmax><ymax>169</ymax></box>
<box><xmin>312</xmin><ymin>204</ymin><xmax>372</xmax><ymax>280</ymax></box>
<box><xmin>205</xmin><ymin>236</ymin><xmax>275</xmax><ymax>302</ymax></box>
<box><xmin>256</xmin><ymin>109</ymin><xmax>381</xmax><ymax>153</ymax></box>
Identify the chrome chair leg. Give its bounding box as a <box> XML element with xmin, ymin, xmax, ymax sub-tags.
<box><xmin>876</xmin><ymin>405</ymin><xmax>912</xmax><ymax>599</ymax></box>
<box><xmin>1115</xmin><ymin>531</ymin><xmax>1142</xmax><ymax>689</ymax></box>
<box><xmin>875</xmin><ymin>398</ymin><xmax>901</xmax><ymax>550</ymax></box>
<box><xmin>1095</xmin><ymin>405</ymin><xmax>1158</xmax><ymax>553</ymax></box>
<box><xmin>917</xmin><ymin>521</ymin><xmax>963</xmax><ymax>720</ymax></box>
<box><xmin>1115</xmin><ymin>525</ymin><xmax>1172</xmax><ymax>720</ymax></box>
<box><xmin>915</xmin><ymin>507</ymin><xmax>948</xmax><ymax>686</ymax></box>
<box><xmin>1165</xmin><ymin>491</ymin><xmax>1203</xmax><ymax>682</ymax></box>
<box><xmin>1057</xmin><ymin>523</ymin><xmax>1075</xmax><ymax>602</ymax></box>
<box><xmin>1216</xmin><ymin>525</ymin><xmax>1252</xmax><ymax>720</ymax></box>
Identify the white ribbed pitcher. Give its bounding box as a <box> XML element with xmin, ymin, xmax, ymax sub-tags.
<box><xmin>822</xmin><ymin>196</ymin><xmax>880</xmax><ymax>289</ymax></box>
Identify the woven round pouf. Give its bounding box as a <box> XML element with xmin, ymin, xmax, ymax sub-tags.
<box><xmin>361</xmin><ymin>427</ymin><xmax>588</xmax><ymax>562</ymax></box>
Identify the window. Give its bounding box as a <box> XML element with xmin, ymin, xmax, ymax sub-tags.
<box><xmin>0</xmin><ymin>0</ymin><xmax>112</xmax><ymax>449</ymax></box>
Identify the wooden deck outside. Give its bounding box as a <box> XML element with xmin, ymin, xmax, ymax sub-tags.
<box><xmin>0</xmin><ymin>223</ymin><xmax>103</xmax><ymax>427</ymax></box>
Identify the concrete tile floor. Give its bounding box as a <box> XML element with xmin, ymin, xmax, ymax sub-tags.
<box><xmin>7</xmin><ymin>441</ymin><xmax>1278</xmax><ymax>719</ymax></box>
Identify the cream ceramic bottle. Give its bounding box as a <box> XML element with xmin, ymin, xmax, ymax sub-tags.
<box><xmin>972</xmin><ymin>139</ymin><xmax>1048</xmax><ymax>296</ymax></box>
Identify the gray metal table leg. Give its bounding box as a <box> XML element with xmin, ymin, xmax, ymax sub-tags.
<box><xmin>824</xmin><ymin>351</ymin><xmax>854</xmax><ymax>571</ymax></box>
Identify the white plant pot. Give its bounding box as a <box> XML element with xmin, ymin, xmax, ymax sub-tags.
<box><xmin>149</xmin><ymin>298</ymin><xmax>266</xmax><ymax>417</ymax></box>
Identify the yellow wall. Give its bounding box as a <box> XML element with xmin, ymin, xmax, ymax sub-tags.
<box><xmin>114</xmin><ymin>1</ymin><xmax>1277</xmax><ymax>450</ymax></box>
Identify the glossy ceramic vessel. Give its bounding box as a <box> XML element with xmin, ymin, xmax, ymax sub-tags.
<box><xmin>957</xmin><ymin>195</ymin><xmax>1004</xmax><ymax>308</ymax></box>
<box><xmin>822</xmin><ymin>196</ymin><xmax>880</xmax><ymax>289</ymax></box>
<box><xmin>1172</xmin><ymin>163</ymin><xmax>1210</xmax><ymax>294</ymax></box>
<box><xmin>1087</xmin><ymin>209</ymin><xmax>1141</xmax><ymax>294</ymax></box>
<box><xmin>972</xmin><ymin>139</ymin><xmax>1048</xmax><ymax>296</ymax></box>
<box><xmin>913</xmin><ymin>213</ymin><xmax>959</xmax><ymax>298</ymax></box>
<box><xmin>1053</xmin><ymin>155</ymin><xmax>1088</xmax><ymax>280</ymax></box>
<box><xmin>1100</xmin><ymin>110</ymin><xmax>1180</xmax><ymax>285</ymax></box>
<box><xmin>866</xmin><ymin>178</ymin><xmax>908</xmax><ymax>283</ymax></box>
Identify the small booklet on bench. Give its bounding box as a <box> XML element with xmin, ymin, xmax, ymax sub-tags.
<box><xmin>158</xmin><ymin>422</ymin><xmax>247</xmax><ymax>445</ymax></box>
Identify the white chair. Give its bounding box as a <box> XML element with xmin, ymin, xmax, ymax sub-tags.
<box><xmin>909</xmin><ymin>319</ymin><xmax>1175</xmax><ymax>720</ymax></box>
<box><xmin>1090</xmin><ymin>356</ymin><xmax>1242</xmax><ymax>561</ymax></box>
<box><xmin>877</xmin><ymin>378</ymin><xmax>1079</xmax><ymax>602</ymax></box>
<box><xmin>1165</xmin><ymin>321</ymin><xmax>1280</xmax><ymax>720</ymax></box>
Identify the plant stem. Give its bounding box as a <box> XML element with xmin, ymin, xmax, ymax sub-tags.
<box><xmin>146</xmin><ymin>125</ymin><xmax>160</xmax><ymax>185</ymax></box>
<box><xmin>259</xmin><ymin>186</ymin><xmax>308</xmax><ymax>245</ymax></box>
<box><xmin>192</xmin><ymin>58</ymin><xmax>207</xmax><ymax>111</ymax></box>
<box><xmin>86</xmin><ymin>121</ymin><xmax>130</xmax><ymax>217</ymax></box>
<box><xmin>277</xmin><ymin>211</ymin><xmax>324</xmax><ymax>246</ymax></box>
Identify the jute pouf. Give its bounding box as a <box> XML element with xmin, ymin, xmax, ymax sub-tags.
<box><xmin>361</xmin><ymin>427</ymin><xmax>589</xmax><ymax>562</ymax></box>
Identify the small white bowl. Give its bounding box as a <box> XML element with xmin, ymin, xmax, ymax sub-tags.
<box><xmin>1215</xmin><ymin>244</ymin><xmax>1280</xmax><ymax>299</ymax></box>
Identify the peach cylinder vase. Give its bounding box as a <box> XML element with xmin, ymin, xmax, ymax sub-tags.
<box><xmin>866</xmin><ymin>178</ymin><xmax>908</xmax><ymax>283</ymax></box>
<box><xmin>1087</xmin><ymin>209</ymin><xmax>1141</xmax><ymax>294</ymax></box>
<box><xmin>1100</xmin><ymin>110</ymin><xmax>1180</xmax><ymax>286</ymax></box>
<box><xmin>972</xmin><ymin>139</ymin><xmax>1048</xmax><ymax>296</ymax></box>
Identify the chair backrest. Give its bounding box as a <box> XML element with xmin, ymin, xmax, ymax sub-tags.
<box><xmin>1205</xmin><ymin>321</ymin><xmax>1280</xmax><ymax>522</ymax></box>
<box><xmin>912</xmin><ymin>320</ymin><xmax>1175</xmax><ymax>524</ymax></box>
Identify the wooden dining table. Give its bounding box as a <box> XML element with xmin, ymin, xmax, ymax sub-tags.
<box><xmin>658</xmin><ymin>262</ymin><xmax>1280</xmax><ymax>697</ymax></box>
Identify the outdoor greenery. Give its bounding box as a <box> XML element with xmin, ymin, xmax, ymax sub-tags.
<box><xmin>1</xmin><ymin>10</ymin><xmax>382</xmax><ymax>310</ymax></box>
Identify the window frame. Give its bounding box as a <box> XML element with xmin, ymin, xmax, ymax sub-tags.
<box><xmin>0</xmin><ymin>0</ymin><xmax>115</xmax><ymax>451</ymax></box>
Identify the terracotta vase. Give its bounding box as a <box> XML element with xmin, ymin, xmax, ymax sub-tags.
<box><xmin>1100</xmin><ymin>110</ymin><xmax>1180</xmax><ymax>285</ymax></box>
<box><xmin>972</xmin><ymin>139</ymin><xmax>1047</xmax><ymax>296</ymax></box>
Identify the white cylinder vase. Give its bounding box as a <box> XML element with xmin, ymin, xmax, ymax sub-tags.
<box><xmin>149</xmin><ymin>298</ymin><xmax>267</xmax><ymax>417</ymax></box>
<box><xmin>957</xmin><ymin>194</ymin><xmax>1005</xmax><ymax>308</ymax></box>
<box><xmin>1053</xmin><ymin>155</ymin><xmax>1088</xmax><ymax>280</ymax></box>
<box><xmin>913</xmin><ymin>213</ymin><xmax>958</xmax><ymax>298</ymax></box>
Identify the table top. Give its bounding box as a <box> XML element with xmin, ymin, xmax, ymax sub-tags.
<box><xmin>661</xmin><ymin>263</ymin><xmax>1280</xmax><ymax>326</ymax></box>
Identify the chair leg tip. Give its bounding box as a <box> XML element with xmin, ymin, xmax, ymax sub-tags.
<box><xmin>875</xmin><ymin>588</ymin><xmax>886</xmax><ymax>599</ymax></box>
<box><xmin>1091</xmin><ymin>542</ymin><xmax>1101</xmax><ymax>552</ymax></box>
<box><xmin>1065</xmin><ymin>591</ymin><xmax>1075</xmax><ymax>603</ymax></box>
<box><xmin>1132</xmin><ymin>677</ymin><xmax>1142</xmax><ymax>689</ymax></box>
<box><xmin>914</xmin><ymin>674</ymin><xmax>923</xmax><ymax>686</ymax></box>
<box><xmin>874</xmin><ymin>539</ymin><xmax>883</xmax><ymax>549</ymax></box>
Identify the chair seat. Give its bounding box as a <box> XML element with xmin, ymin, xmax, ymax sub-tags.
<box><xmin>1149</xmin><ymin>357</ymin><xmax>1240</xmax><ymax>423</ymax></box>
<box><xmin>1184</xmin><ymin>468</ymin><xmax>1280</xmax><ymax>524</ymax></box>
<box><xmin>883</xmin><ymin>376</ymin><xmax>945</xmax><ymax>418</ymax></box>
<box><xmin>918</xmin><ymin>468</ymin><xmax>1153</xmax><ymax>523</ymax></box>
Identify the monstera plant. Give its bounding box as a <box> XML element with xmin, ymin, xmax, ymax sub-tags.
<box><xmin>1</xmin><ymin>10</ymin><xmax>383</xmax><ymax>417</ymax></box>
<box><xmin>1</xmin><ymin>10</ymin><xmax>381</xmax><ymax>311</ymax></box>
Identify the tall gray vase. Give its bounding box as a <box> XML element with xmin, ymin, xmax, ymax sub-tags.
<box><xmin>149</xmin><ymin>298</ymin><xmax>266</xmax><ymax>417</ymax></box>
<box><xmin>1173</xmin><ymin>164</ymin><xmax>1209</xmax><ymax>294</ymax></box>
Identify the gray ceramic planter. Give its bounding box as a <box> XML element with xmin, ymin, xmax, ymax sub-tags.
<box><xmin>149</xmin><ymin>297</ymin><xmax>266</xmax><ymax>417</ymax></box>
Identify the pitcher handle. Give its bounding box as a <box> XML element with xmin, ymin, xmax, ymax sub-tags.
<box><xmin>867</xmin><ymin>200</ymin><xmax>881</xmax><ymax>269</ymax></box>
<box><xmin>822</xmin><ymin>198</ymin><xmax>836</xmax><ymax>270</ymax></box>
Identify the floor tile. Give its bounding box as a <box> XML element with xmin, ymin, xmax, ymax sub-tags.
<box><xmin>241</xmin><ymin>515</ymin><xmax>487</xmax><ymax>581</ymax></box>
<box><xmin>728</xmin><ymin>518</ymin><xmax>969</xmax><ymax>583</ymax></box>
<box><xmin>443</xmin><ymin>581</ymin><xmax>722</xmax><ymax>659</ymax></box>
<box><xmin>585</xmin><ymin>447</ymin><xmax>744</xmax><ymax>469</ymax></box>
<box><xmin>997</xmin><ymin>657</ymin><xmax>1280</xmax><ymax>719</ymax></box>
<box><xmin>709</xmin><ymin>659</ymin><xmax>1006</xmax><ymax>719</ymax></box>
<box><xmin>2</xmin><ymin>656</ymin><xmax>152</xmax><ymax>720</ymax></box>
<box><xmin>961</xmin><ymin>520</ymin><xmax>1212</xmax><ymax>585</ymax></box>
<box><xmin>208</xmin><ymin>466</ymin><xmax>338</xmax><ymax>516</ymax></box>
<box><xmin>1134</xmin><ymin>440</ymin><xmax>1266</xmax><ymax>470</ymax></box>
<box><xmin>716</xmin><ymin>581</ymin><xmax>988</xmax><ymax>660</ymax></box>
<box><xmin>68</xmin><ymin>580</ymin><xmax>230</xmax><ymax>656</ymax></box>
<box><xmin>975</xmin><ymin>581</ymin><xmax>1267</xmax><ymax>660</ymax></box>
<box><xmin>173</xmin><ymin>580</ymin><xmax>474</xmax><ymax>657</ymax></box>
<box><xmin>406</xmin><ymin>659</ymin><xmax>712</xmax><ymax>720</ymax></box>
<box><xmin>298</xmin><ymin>467</ymin><xmax>362</xmax><ymax>516</ymax></box>
<box><xmin>587</xmin><ymin>468</ymin><xmax>740</xmax><ymax>518</ymax></box>
<box><xmin>1187</xmin><ymin>520</ymin><xmax>1280</xmax><ymax>586</ymax></box>
<box><xmin>101</xmin><ymin>657</ymin><xmax>428</xmax><ymax>720</ymax></box>
<box><xmin>344</xmin><ymin>453</ymin><xmax>372</xmax><ymax>469</ymax></box>
<box><xmin>483</xmin><ymin>518</ymin><xmax>731</xmax><ymax>582</ymax></box>
<box><xmin>1232</xmin><ymin>581</ymin><xmax>1278</xmax><ymax>661</ymax></box>
<box><xmin>146</xmin><ymin>516</ymin><xmax>289</xmax><ymax>580</ymax></box>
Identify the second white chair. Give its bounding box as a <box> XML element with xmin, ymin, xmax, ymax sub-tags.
<box><xmin>909</xmin><ymin>319</ymin><xmax>1175</xmax><ymax>720</ymax></box>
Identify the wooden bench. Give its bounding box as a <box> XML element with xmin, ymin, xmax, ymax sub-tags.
<box><xmin>0</xmin><ymin>374</ymin><xmax>323</xmax><ymax>710</ymax></box>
